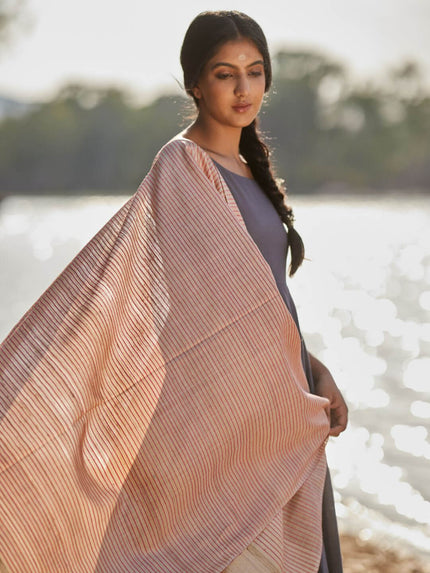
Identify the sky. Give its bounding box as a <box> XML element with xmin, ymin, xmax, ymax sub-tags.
<box><xmin>1</xmin><ymin>0</ymin><xmax>430</xmax><ymax>104</ymax></box>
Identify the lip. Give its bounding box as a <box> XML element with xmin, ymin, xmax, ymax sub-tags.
<box><xmin>232</xmin><ymin>103</ymin><xmax>252</xmax><ymax>113</ymax></box>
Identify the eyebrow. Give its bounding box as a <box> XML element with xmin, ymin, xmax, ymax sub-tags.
<box><xmin>211</xmin><ymin>60</ymin><xmax>264</xmax><ymax>70</ymax></box>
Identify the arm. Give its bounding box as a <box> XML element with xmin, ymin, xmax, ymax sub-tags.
<box><xmin>309</xmin><ymin>353</ymin><xmax>348</xmax><ymax>437</ymax></box>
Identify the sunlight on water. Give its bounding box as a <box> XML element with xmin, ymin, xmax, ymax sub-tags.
<box><xmin>403</xmin><ymin>358</ymin><xmax>430</xmax><ymax>392</ymax></box>
<box><xmin>391</xmin><ymin>425</ymin><xmax>430</xmax><ymax>460</ymax></box>
<box><xmin>411</xmin><ymin>401</ymin><xmax>430</xmax><ymax>419</ymax></box>
<box><xmin>327</xmin><ymin>426</ymin><xmax>430</xmax><ymax>528</ymax></box>
<box><xmin>2</xmin><ymin>211</ymin><xmax>30</xmax><ymax>235</ymax></box>
<box><xmin>290</xmin><ymin>195</ymin><xmax>430</xmax><ymax>555</ymax></box>
<box><xmin>421</xmin><ymin>324</ymin><xmax>430</xmax><ymax>342</ymax></box>
<box><xmin>0</xmin><ymin>196</ymin><xmax>125</xmax><ymax>252</ymax></box>
<box><xmin>320</xmin><ymin>337</ymin><xmax>389</xmax><ymax>409</ymax></box>
<box><xmin>0</xmin><ymin>196</ymin><xmax>127</xmax><ymax>339</ymax></box>
<box><xmin>397</xmin><ymin>245</ymin><xmax>426</xmax><ymax>281</ymax></box>
<box><xmin>419</xmin><ymin>291</ymin><xmax>430</xmax><ymax>310</ymax></box>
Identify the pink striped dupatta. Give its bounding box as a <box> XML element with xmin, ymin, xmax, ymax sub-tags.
<box><xmin>0</xmin><ymin>138</ymin><xmax>330</xmax><ymax>572</ymax></box>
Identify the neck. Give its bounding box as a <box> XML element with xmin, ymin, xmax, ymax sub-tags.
<box><xmin>182</xmin><ymin>115</ymin><xmax>254</xmax><ymax>179</ymax></box>
<box><xmin>183</xmin><ymin>116</ymin><xmax>242</xmax><ymax>160</ymax></box>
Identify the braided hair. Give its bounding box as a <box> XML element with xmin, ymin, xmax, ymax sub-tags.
<box><xmin>181</xmin><ymin>11</ymin><xmax>305</xmax><ymax>276</ymax></box>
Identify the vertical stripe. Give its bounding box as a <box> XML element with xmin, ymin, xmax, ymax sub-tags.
<box><xmin>0</xmin><ymin>137</ymin><xmax>330</xmax><ymax>573</ymax></box>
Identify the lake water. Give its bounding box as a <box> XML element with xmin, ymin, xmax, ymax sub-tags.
<box><xmin>1</xmin><ymin>193</ymin><xmax>429</xmax><ymax>559</ymax></box>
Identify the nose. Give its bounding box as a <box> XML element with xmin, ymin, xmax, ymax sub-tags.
<box><xmin>234</xmin><ymin>74</ymin><xmax>250</xmax><ymax>98</ymax></box>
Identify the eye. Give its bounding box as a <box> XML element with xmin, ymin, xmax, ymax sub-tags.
<box><xmin>215</xmin><ymin>72</ymin><xmax>233</xmax><ymax>80</ymax></box>
<box><xmin>248</xmin><ymin>69</ymin><xmax>263</xmax><ymax>78</ymax></box>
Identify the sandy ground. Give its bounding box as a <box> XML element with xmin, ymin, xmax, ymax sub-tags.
<box><xmin>1</xmin><ymin>535</ymin><xmax>429</xmax><ymax>572</ymax></box>
<box><xmin>340</xmin><ymin>534</ymin><xmax>430</xmax><ymax>573</ymax></box>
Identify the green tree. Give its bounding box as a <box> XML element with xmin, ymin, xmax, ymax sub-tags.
<box><xmin>382</xmin><ymin>62</ymin><xmax>430</xmax><ymax>187</ymax></box>
<box><xmin>262</xmin><ymin>50</ymin><xmax>346</xmax><ymax>190</ymax></box>
<box><xmin>1</xmin><ymin>50</ymin><xmax>429</xmax><ymax>195</ymax></box>
<box><xmin>0</xmin><ymin>84</ymin><xmax>186</xmax><ymax>193</ymax></box>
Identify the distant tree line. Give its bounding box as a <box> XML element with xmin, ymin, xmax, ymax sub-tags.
<box><xmin>0</xmin><ymin>49</ymin><xmax>429</xmax><ymax>194</ymax></box>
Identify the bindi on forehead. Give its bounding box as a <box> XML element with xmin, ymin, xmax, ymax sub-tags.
<box><xmin>238</xmin><ymin>54</ymin><xmax>246</xmax><ymax>61</ymax></box>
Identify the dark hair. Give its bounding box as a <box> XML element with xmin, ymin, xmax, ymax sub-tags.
<box><xmin>180</xmin><ymin>11</ymin><xmax>304</xmax><ymax>276</ymax></box>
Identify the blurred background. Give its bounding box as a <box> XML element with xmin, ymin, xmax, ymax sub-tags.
<box><xmin>1</xmin><ymin>1</ymin><xmax>429</xmax><ymax>571</ymax></box>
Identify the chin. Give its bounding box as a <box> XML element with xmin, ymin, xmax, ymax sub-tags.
<box><xmin>226</xmin><ymin>114</ymin><xmax>258</xmax><ymax>129</ymax></box>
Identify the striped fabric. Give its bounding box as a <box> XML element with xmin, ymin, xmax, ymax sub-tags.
<box><xmin>0</xmin><ymin>138</ymin><xmax>330</xmax><ymax>572</ymax></box>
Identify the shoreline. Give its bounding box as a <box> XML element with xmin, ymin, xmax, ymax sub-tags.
<box><xmin>1</xmin><ymin>535</ymin><xmax>429</xmax><ymax>572</ymax></box>
<box><xmin>340</xmin><ymin>533</ymin><xmax>430</xmax><ymax>572</ymax></box>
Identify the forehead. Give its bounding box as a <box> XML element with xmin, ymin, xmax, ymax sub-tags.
<box><xmin>208</xmin><ymin>38</ymin><xmax>264</xmax><ymax>66</ymax></box>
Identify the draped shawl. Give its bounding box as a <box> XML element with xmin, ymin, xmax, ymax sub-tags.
<box><xmin>0</xmin><ymin>138</ymin><xmax>330</xmax><ymax>572</ymax></box>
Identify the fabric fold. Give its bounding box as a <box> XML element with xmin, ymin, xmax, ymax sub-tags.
<box><xmin>0</xmin><ymin>138</ymin><xmax>330</xmax><ymax>572</ymax></box>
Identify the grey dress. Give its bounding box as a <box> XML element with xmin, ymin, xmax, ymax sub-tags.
<box><xmin>214</xmin><ymin>161</ymin><xmax>343</xmax><ymax>573</ymax></box>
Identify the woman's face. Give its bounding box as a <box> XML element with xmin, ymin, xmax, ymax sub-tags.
<box><xmin>192</xmin><ymin>38</ymin><xmax>266</xmax><ymax>130</ymax></box>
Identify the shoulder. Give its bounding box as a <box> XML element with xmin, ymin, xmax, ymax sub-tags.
<box><xmin>148</xmin><ymin>135</ymin><xmax>224</xmax><ymax>190</ymax></box>
<box><xmin>153</xmin><ymin>136</ymin><xmax>209</xmax><ymax>169</ymax></box>
<box><xmin>133</xmin><ymin>134</ymin><xmax>238</xmax><ymax>226</ymax></box>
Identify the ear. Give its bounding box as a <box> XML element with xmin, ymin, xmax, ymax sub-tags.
<box><xmin>192</xmin><ymin>85</ymin><xmax>202</xmax><ymax>100</ymax></box>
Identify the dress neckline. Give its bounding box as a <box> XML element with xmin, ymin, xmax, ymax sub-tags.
<box><xmin>172</xmin><ymin>135</ymin><xmax>255</xmax><ymax>181</ymax></box>
<box><xmin>212</xmin><ymin>159</ymin><xmax>255</xmax><ymax>181</ymax></box>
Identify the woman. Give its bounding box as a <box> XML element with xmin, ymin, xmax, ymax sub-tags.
<box><xmin>0</xmin><ymin>11</ymin><xmax>347</xmax><ymax>573</ymax></box>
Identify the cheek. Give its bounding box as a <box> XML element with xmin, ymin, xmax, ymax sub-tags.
<box><xmin>204</xmin><ymin>84</ymin><xmax>230</xmax><ymax>106</ymax></box>
<box><xmin>256</xmin><ymin>78</ymin><xmax>266</xmax><ymax>95</ymax></box>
